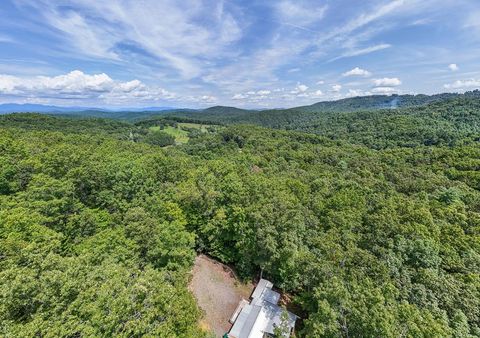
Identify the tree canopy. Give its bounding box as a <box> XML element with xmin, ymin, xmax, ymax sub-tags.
<box><xmin>0</xmin><ymin>97</ymin><xmax>479</xmax><ymax>337</ymax></box>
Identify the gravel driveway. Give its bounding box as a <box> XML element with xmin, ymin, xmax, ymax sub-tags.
<box><xmin>189</xmin><ymin>255</ymin><xmax>253</xmax><ymax>337</ymax></box>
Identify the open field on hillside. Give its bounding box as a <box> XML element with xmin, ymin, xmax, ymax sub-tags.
<box><xmin>178</xmin><ymin>122</ymin><xmax>210</xmax><ymax>130</ymax></box>
<box><xmin>149</xmin><ymin>125</ymin><xmax>190</xmax><ymax>143</ymax></box>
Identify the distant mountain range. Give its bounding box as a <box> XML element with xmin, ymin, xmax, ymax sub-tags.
<box><xmin>0</xmin><ymin>103</ymin><xmax>196</xmax><ymax>121</ymax></box>
<box><xmin>163</xmin><ymin>91</ymin><xmax>480</xmax><ymax>123</ymax></box>
<box><xmin>1</xmin><ymin>91</ymin><xmax>479</xmax><ymax>122</ymax></box>
<box><xmin>0</xmin><ymin>103</ymin><xmax>182</xmax><ymax>114</ymax></box>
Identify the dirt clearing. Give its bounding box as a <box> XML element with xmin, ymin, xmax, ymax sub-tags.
<box><xmin>189</xmin><ymin>255</ymin><xmax>253</xmax><ymax>337</ymax></box>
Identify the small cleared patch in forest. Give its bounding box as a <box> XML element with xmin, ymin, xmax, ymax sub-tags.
<box><xmin>189</xmin><ymin>255</ymin><xmax>253</xmax><ymax>337</ymax></box>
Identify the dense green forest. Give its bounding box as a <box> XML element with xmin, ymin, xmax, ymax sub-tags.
<box><xmin>1</xmin><ymin>95</ymin><xmax>479</xmax><ymax>337</ymax></box>
<box><xmin>167</xmin><ymin>92</ymin><xmax>466</xmax><ymax>123</ymax></box>
<box><xmin>167</xmin><ymin>91</ymin><xmax>480</xmax><ymax>149</ymax></box>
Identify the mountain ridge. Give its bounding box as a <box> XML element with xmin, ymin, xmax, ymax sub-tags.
<box><xmin>0</xmin><ymin>103</ymin><xmax>183</xmax><ymax>114</ymax></box>
<box><xmin>1</xmin><ymin>91</ymin><xmax>479</xmax><ymax>121</ymax></box>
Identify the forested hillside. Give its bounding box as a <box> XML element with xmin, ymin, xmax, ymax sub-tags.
<box><xmin>168</xmin><ymin>92</ymin><xmax>471</xmax><ymax>124</ymax></box>
<box><xmin>1</xmin><ymin>104</ymin><xmax>479</xmax><ymax>337</ymax></box>
<box><xmin>263</xmin><ymin>96</ymin><xmax>480</xmax><ymax>149</ymax></box>
<box><xmin>167</xmin><ymin>91</ymin><xmax>480</xmax><ymax>150</ymax></box>
<box><xmin>295</xmin><ymin>91</ymin><xmax>464</xmax><ymax>113</ymax></box>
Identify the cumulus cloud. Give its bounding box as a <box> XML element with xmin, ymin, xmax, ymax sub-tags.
<box><xmin>346</xmin><ymin>89</ymin><xmax>364</xmax><ymax>97</ymax></box>
<box><xmin>0</xmin><ymin>70</ymin><xmax>177</xmax><ymax>103</ymax></box>
<box><xmin>0</xmin><ymin>75</ymin><xmax>20</xmax><ymax>94</ymax></box>
<box><xmin>331</xmin><ymin>84</ymin><xmax>342</xmax><ymax>92</ymax></box>
<box><xmin>232</xmin><ymin>93</ymin><xmax>248</xmax><ymax>100</ymax></box>
<box><xmin>290</xmin><ymin>84</ymin><xmax>309</xmax><ymax>94</ymax></box>
<box><xmin>117</xmin><ymin>79</ymin><xmax>144</xmax><ymax>92</ymax></box>
<box><xmin>230</xmin><ymin>84</ymin><xmax>324</xmax><ymax>104</ymax></box>
<box><xmin>371</xmin><ymin>86</ymin><xmax>397</xmax><ymax>94</ymax></box>
<box><xmin>373</xmin><ymin>77</ymin><xmax>401</xmax><ymax>87</ymax></box>
<box><xmin>232</xmin><ymin>89</ymin><xmax>272</xmax><ymax>100</ymax></box>
<box><xmin>199</xmin><ymin>95</ymin><xmax>217</xmax><ymax>103</ymax></box>
<box><xmin>448</xmin><ymin>63</ymin><xmax>459</xmax><ymax>71</ymax></box>
<box><xmin>316</xmin><ymin>80</ymin><xmax>325</xmax><ymax>85</ymax></box>
<box><xmin>37</xmin><ymin>70</ymin><xmax>114</xmax><ymax>93</ymax></box>
<box><xmin>444</xmin><ymin>79</ymin><xmax>480</xmax><ymax>89</ymax></box>
<box><xmin>342</xmin><ymin>67</ymin><xmax>371</xmax><ymax>77</ymax></box>
<box><xmin>0</xmin><ymin>70</ymin><xmax>114</xmax><ymax>96</ymax></box>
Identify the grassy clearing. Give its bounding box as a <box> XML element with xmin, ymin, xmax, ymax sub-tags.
<box><xmin>149</xmin><ymin>125</ymin><xmax>190</xmax><ymax>143</ymax></box>
<box><xmin>149</xmin><ymin>122</ymin><xmax>219</xmax><ymax>145</ymax></box>
<box><xmin>178</xmin><ymin>122</ymin><xmax>210</xmax><ymax>132</ymax></box>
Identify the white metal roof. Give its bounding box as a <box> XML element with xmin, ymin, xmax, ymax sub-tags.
<box><xmin>229</xmin><ymin>279</ymin><xmax>297</xmax><ymax>338</ymax></box>
<box><xmin>250</xmin><ymin>278</ymin><xmax>273</xmax><ymax>300</ymax></box>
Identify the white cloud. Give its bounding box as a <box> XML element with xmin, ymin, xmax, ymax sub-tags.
<box><xmin>332</xmin><ymin>44</ymin><xmax>391</xmax><ymax>61</ymax></box>
<box><xmin>229</xmin><ymin>84</ymin><xmax>324</xmax><ymax>104</ymax></box>
<box><xmin>346</xmin><ymin>89</ymin><xmax>364</xmax><ymax>97</ymax></box>
<box><xmin>232</xmin><ymin>93</ymin><xmax>248</xmax><ymax>100</ymax></box>
<box><xmin>0</xmin><ymin>70</ymin><xmax>178</xmax><ymax>103</ymax></box>
<box><xmin>199</xmin><ymin>95</ymin><xmax>217</xmax><ymax>103</ymax></box>
<box><xmin>42</xmin><ymin>10</ymin><xmax>119</xmax><ymax>60</ymax></box>
<box><xmin>200</xmin><ymin>0</ymin><xmax>427</xmax><ymax>94</ymax></box>
<box><xmin>371</xmin><ymin>86</ymin><xmax>397</xmax><ymax>94</ymax></box>
<box><xmin>371</xmin><ymin>77</ymin><xmax>401</xmax><ymax>95</ymax></box>
<box><xmin>16</xmin><ymin>1</ymin><xmax>244</xmax><ymax>79</ymax></box>
<box><xmin>331</xmin><ymin>84</ymin><xmax>342</xmax><ymax>92</ymax></box>
<box><xmin>36</xmin><ymin>70</ymin><xmax>114</xmax><ymax>93</ymax></box>
<box><xmin>373</xmin><ymin>77</ymin><xmax>401</xmax><ymax>87</ymax></box>
<box><xmin>330</xmin><ymin>0</ymin><xmax>405</xmax><ymax>38</ymax></box>
<box><xmin>448</xmin><ymin>63</ymin><xmax>459</xmax><ymax>71</ymax></box>
<box><xmin>342</xmin><ymin>67</ymin><xmax>372</xmax><ymax>77</ymax></box>
<box><xmin>319</xmin><ymin>0</ymin><xmax>453</xmax><ymax>64</ymax></box>
<box><xmin>444</xmin><ymin>79</ymin><xmax>480</xmax><ymax>89</ymax></box>
<box><xmin>295</xmin><ymin>90</ymin><xmax>322</xmax><ymax>99</ymax></box>
<box><xmin>117</xmin><ymin>79</ymin><xmax>144</xmax><ymax>93</ymax></box>
<box><xmin>231</xmin><ymin>89</ymin><xmax>272</xmax><ymax>101</ymax></box>
<box><xmin>410</xmin><ymin>18</ymin><xmax>433</xmax><ymax>26</ymax></box>
<box><xmin>0</xmin><ymin>75</ymin><xmax>20</xmax><ymax>94</ymax></box>
<box><xmin>297</xmin><ymin>84</ymin><xmax>308</xmax><ymax>92</ymax></box>
<box><xmin>290</xmin><ymin>84</ymin><xmax>309</xmax><ymax>94</ymax></box>
<box><xmin>4</xmin><ymin>0</ymin><xmax>468</xmax><ymax>108</ymax></box>
<box><xmin>276</xmin><ymin>1</ymin><xmax>328</xmax><ymax>27</ymax></box>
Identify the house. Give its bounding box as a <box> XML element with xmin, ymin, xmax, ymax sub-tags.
<box><xmin>227</xmin><ymin>279</ymin><xmax>298</xmax><ymax>338</ymax></box>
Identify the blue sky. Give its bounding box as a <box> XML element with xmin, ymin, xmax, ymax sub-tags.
<box><xmin>0</xmin><ymin>0</ymin><xmax>480</xmax><ymax>108</ymax></box>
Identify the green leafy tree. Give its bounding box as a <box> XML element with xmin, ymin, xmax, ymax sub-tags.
<box><xmin>144</xmin><ymin>130</ymin><xmax>175</xmax><ymax>147</ymax></box>
<box><xmin>273</xmin><ymin>309</ymin><xmax>292</xmax><ymax>338</ymax></box>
